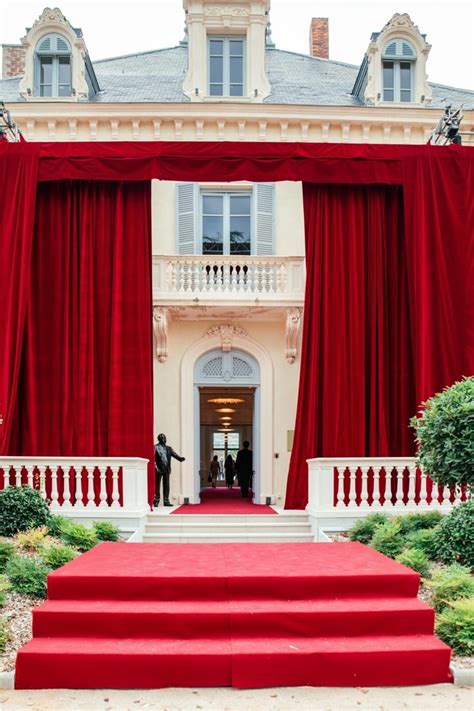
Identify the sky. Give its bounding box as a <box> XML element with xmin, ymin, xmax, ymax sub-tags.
<box><xmin>1</xmin><ymin>0</ymin><xmax>473</xmax><ymax>91</ymax></box>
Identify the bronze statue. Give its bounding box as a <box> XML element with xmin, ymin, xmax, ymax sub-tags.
<box><xmin>154</xmin><ymin>433</ymin><xmax>185</xmax><ymax>507</ymax></box>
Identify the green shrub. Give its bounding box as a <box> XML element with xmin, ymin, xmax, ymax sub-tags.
<box><xmin>396</xmin><ymin>511</ymin><xmax>443</xmax><ymax>534</ymax></box>
<box><xmin>0</xmin><ymin>617</ymin><xmax>9</xmax><ymax>652</ymax></box>
<box><xmin>39</xmin><ymin>545</ymin><xmax>78</xmax><ymax>570</ymax></box>
<box><xmin>427</xmin><ymin>564</ymin><xmax>474</xmax><ymax>613</ymax></box>
<box><xmin>410</xmin><ymin>377</ymin><xmax>474</xmax><ymax>490</ymax></box>
<box><xmin>6</xmin><ymin>556</ymin><xmax>49</xmax><ymax>598</ymax></box>
<box><xmin>47</xmin><ymin>515</ymin><xmax>69</xmax><ymax>538</ymax></box>
<box><xmin>436</xmin><ymin>598</ymin><xmax>474</xmax><ymax>656</ymax></box>
<box><xmin>370</xmin><ymin>520</ymin><xmax>405</xmax><ymax>559</ymax></box>
<box><xmin>0</xmin><ymin>486</ymin><xmax>50</xmax><ymax>537</ymax></box>
<box><xmin>348</xmin><ymin>513</ymin><xmax>389</xmax><ymax>544</ymax></box>
<box><xmin>396</xmin><ymin>548</ymin><xmax>430</xmax><ymax>578</ymax></box>
<box><xmin>405</xmin><ymin>528</ymin><xmax>440</xmax><ymax>561</ymax></box>
<box><xmin>15</xmin><ymin>526</ymin><xmax>51</xmax><ymax>553</ymax></box>
<box><xmin>59</xmin><ymin>522</ymin><xmax>98</xmax><ymax>552</ymax></box>
<box><xmin>0</xmin><ymin>542</ymin><xmax>15</xmax><ymax>573</ymax></box>
<box><xmin>0</xmin><ymin>575</ymin><xmax>10</xmax><ymax>607</ymax></box>
<box><xmin>93</xmin><ymin>521</ymin><xmax>121</xmax><ymax>542</ymax></box>
<box><xmin>435</xmin><ymin>502</ymin><xmax>474</xmax><ymax>569</ymax></box>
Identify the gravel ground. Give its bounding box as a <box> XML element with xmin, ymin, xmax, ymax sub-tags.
<box><xmin>0</xmin><ymin>592</ymin><xmax>42</xmax><ymax>673</ymax></box>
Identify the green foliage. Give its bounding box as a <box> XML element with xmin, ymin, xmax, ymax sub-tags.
<box><xmin>0</xmin><ymin>617</ymin><xmax>9</xmax><ymax>652</ymax></box>
<box><xmin>370</xmin><ymin>520</ymin><xmax>405</xmax><ymax>559</ymax></box>
<box><xmin>47</xmin><ymin>515</ymin><xmax>69</xmax><ymax>538</ymax></box>
<box><xmin>396</xmin><ymin>548</ymin><xmax>430</xmax><ymax>578</ymax></box>
<box><xmin>0</xmin><ymin>542</ymin><xmax>16</xmax><ymax>573</ymax></box>
<box><xmin>59</xmin><ymin>522</ymin><xmax>98</xmax><ymax>552</ymax></box>
<box><xmin>435</xmin><ymin>501</ymin><xmax>474</xmax><ymax>569</ymax></box>
<box><xmin>6</xmin><ymin>556</ymin><xmax>49</xmax><ymax>598</ymax></box>
<box><xmin>410</xmin><ymin>377</ymin><xmax>474</xmax><ymax>489</ymax></box>
<box><xmin>0</xmin><ymin>486</ymin><xmax>50</xmax><ymax>537</ymax></box>
<box><xmin>39</xmin><ymin>545</ymin><xmax>78</xmax><ymax>570</ymax></box>
<box><xmin>405</xmin><ymin>528</ymin><xmax>440</xmax><ymax>561</ymax></box>
<box><xmin>427</xmin><ymin>564</ymin><xmax>474</xmax><ymax>613</ymax></box>
<box><xmin>15</xmin><ymin>526</ymin><xmax>51</xmax><ymax>553</ymax></box>
<box><xmin>436</xmin><ymin>598</ymin><xmax>474</xmax><ymax>656</ymax></box>
<box><xmin>396</xmin><ymin>511</ymin><xmax>443</xmax><ymax>534</ymax></box>
<box><xmin>93</xmin><ymin>521</ymin><xmax>121</xmax><ymax>542</ymax></box>
<box><xmin>348</xmin><ymin>513</ymin><xmax>389</xmax><ymax>544</ymax></box>
<box><xmin>0</xmin><ymin>575</ymin><xmax>10</xmax><ymax>607</ymax></box>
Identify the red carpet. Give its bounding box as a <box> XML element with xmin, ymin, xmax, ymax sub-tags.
<box><xmin>15</xmin><ymin>542</ymin><xmax>452</xmax><ymax>689</ymax></box>
<box><xmin>172</xmin><ymin>486</ymin><xmax>276</xmax><ymax>514</ymax></box>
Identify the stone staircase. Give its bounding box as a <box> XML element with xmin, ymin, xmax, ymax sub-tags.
<box><xmin>142</xmin><ymin>511</ymin><xmax>315</xmax><ymax>543</ymax></box>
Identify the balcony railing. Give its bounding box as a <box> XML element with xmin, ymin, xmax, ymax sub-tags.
<box><xmin>153</xmin><ymin>255</ymin><xmax>305</xmax><ymax>304</ymax></box>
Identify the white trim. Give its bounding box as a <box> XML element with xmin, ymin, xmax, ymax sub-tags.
<box><xmin>180</xmin><ymin>332</ymin><xmax>273</xmax><ymax>504</ymax></box>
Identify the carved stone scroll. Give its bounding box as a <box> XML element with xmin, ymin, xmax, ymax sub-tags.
<box><xmin>285</xmin><ymin>308</ymin><xmax>302</xmax><ymax>364</ymax></box>
<box><xmin>153</xmin><ymin>307</ymin><xmax>169</xmax><ymax>363</ymax></box>
<box><xmin>206</xmin><ymin>324</ymin><xmax>248</xmax><ymax>352</ymax></box>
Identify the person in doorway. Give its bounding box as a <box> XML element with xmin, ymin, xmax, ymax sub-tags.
<box><xmin>235</xmin><ymin>441</ymin><xmax>253</xmax><ymax>498</ymax></box>
<box><xmin>224</xmin><ymin>454</ymin><xmax>235</xmax><ymax>488</ymax></box>
<box><xmin>154</xmin><ymin>433</ymin><xmax>185</xmax><ymax>507</ymax></box>
<box><xmin>209</xmin><ymin>455</ymin><xmax>220</xmax><ymax>488</ymax></box>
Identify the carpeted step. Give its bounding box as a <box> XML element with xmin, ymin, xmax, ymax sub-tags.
<box><xmin>47</xmin><ymin>542</ymin><xmax>420</xmax><ymax>601</ymax></box>
<box><xmin>15</xmin><ymin>634</ymin><xmax>452</xmax><ymax>689</ymax></box>
<box><xmin>33</xmin><ymin>597</ymin><xmax>435</xmax><ymax>639</ymax></box>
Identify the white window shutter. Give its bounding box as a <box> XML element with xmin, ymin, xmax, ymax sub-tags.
<box><xmin>254</xmin><ymin>183</ymin><xmax>274</xmax><ymax>255</ymax></box>
<box><xmin>176</xmin><ymin>183</ymin><xmax>198</xmax><ymax>254</ymax></box>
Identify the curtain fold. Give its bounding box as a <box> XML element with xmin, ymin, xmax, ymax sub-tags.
<box><xmin>0</xmin><ymin>144</ymin><xmax>39</xmax><ymax>453</ymax></box>
<box><xmin>7</xmin><ymin>180</ymin><xmax>155</xmax><ymax>502</ymax></box>
<box><xmin>285</xmin><ymin>184</ymin><xmax>416</xmax><ymax>510</ymax></box>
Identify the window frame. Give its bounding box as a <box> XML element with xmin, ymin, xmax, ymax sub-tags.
<box><xmin>207</xmin><ymin>35</ymin><xmax>246</xmax><ymax>97</ymax></box>
<box><xmin>35</xmin><ymin>33</ymin><xmax>72</xmax><ymax>98</ymax></box>
<box><xmin>200</xmin><ymin>190</ymin><xmax>253</xmax><ymax>256</ymax></box>
<box><xmin>382</xmin><ymin>59</ymin><xmax>414</xmax><ymax>102</ymax></box>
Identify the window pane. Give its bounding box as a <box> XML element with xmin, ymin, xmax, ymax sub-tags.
<box><xmin>383</xmin><ymin>89</ymin><xmax>394</xmax><ymax>101</ymax></box>
<box><xmin>58</xmin><ymin>56</ymin><xmax>71</xmax><ymax>82</ymax></box>
<box><xmin>209</xmin><ymin>39</ymin><xmax>223</xmax><ymax>56</ymax></box>
<box><xmin>227</xmin><ymin>433</ymin><xmax>239</xmax><ymax>448</ymax></box>
<box><xmin>203</xmin><ymin>195</ymin><xmax>223</xmax><ymax>215</ymax></box>
<box><xmin>229</xmin><ymin>84</ymin><xmax>243</xmax><ymax>96</ymax></box>
<box><xmin>229</xmin><ymin>56</ymin><xmax>243</xmax><ymax>84</ymax></box>
<box><xmin>229</xmin><ymin>40</ymin><xmax>243</xmax><ymax>56</ymax></box>
<box><xmin>210</xmin><ymin>56</ymin><xmax>223</xmax><ymax>83</ymax></box>
<box><xmin>230</xmin><ymin>195</ymin><xmax>251</xmax><ymax>215</ymax></box>
<box><xmin>213</xmin><ymin>433</ymin><xmax>225</xmax><ymax>449</ymax></box>
<box><xmin>40</xmin><ymin>57</ymin><xmax>53</xmax><ymax>84</ymax></box>
<box><xmin>40</xmin><ymin>85</ymin><xmax>52</xmax><ymax>97</ymax></box>
<box><xmin>400</xmin><ymin>90</ymin><xmax>411</xmax><ymax>103</ymax></box>
<box><xmin>203</xmin><ymin>216</ymin><xmax>223</xmax><ymax>254</ymax></box>
<box><xmin>230</xmin><ymin>216</ymin><xmax>251</xmax><ymax>255</ymax></box>
<box><xmin>383</xmin><ymin>61</ymin><xmax>394</xmax><ymax>89</ymax></box>
<box><xmin>209</xmin><ymin>84</ymin><xmax>223</xmax><ymax>96</ymax></box>
<box><xmin>400</xmin><ymin>62</ymin><xmax>411</xmax><ymax>90</ymax></box>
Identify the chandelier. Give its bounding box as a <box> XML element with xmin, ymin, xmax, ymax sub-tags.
<box><xmin>208</xmin><ymin>397</ymin><xmax>245</xmax><ymax>405</ymax></box>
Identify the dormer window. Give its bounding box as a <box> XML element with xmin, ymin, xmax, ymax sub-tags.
<box><xmin>35</xmin><ymin>33</ymin><xmax>71</xmax><ymax>97</ymax></box>
<box><xmin>382</xmin><ymin>39</ymin><xmax>416</xmax><ymax>102</ymax></box>
<box><xmin>208</xmin><ymin>37</ymin><xmax>245</xmax><ymax>96</ymax></box>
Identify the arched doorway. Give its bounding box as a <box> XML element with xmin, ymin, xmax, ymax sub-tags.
<box><xmin>180</xmin><ymin>333</ymin><xmax>273</xmax><ymax>504</ymax></box>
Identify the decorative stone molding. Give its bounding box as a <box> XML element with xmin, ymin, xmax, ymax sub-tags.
<box><xmin>204</xmin><ymin>6</ymin><xmax>249</xmax><ymax>17</ymax></box>
<box><xmin>19</xmin><ymin>7</ymin><xmax>90</xmax><ymax>101</ymax></box>
<box><xmin>364</xmin><ymin>13</ymin><xmax>432</xmax><ymax>107</ymax></box>
<box><xmin>285</xmin><ymin>308</ymin><xmax>302</xmax><ymax>364</ymax></box>
<box><xmin>205</xmin><ymin>324</ymin><xmax>248</xmax><ymax>352</ymax></box>
<box><xmin>153</xmin><ymin>307</ymin><xmax>169</xmax><ymax>362</ymax></box>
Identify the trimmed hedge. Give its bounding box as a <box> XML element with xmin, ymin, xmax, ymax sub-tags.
<box><xmin>0</xmin><ymin>487</ymin><xmax>50</xmax><ymax>537</ymax></box>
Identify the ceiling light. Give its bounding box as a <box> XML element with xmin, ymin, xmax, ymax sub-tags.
<box><xmin>220</xmin><ymin>416</ymin><xmax>232</xmax><ymax>421</ymax></box>
<box><xmin>219</xmin><ymin>428</ymin><xmax>235</xmax><ymax>432</ymax></box>
<box><xmin>215</xmin><ymin>408</ymin><xmax>236</xmax><ymax>413</ymax></box>
<box><xmin>208</xmin><ymin>397</ymin><xmax>245</xmax><ymax>405</ymax></box>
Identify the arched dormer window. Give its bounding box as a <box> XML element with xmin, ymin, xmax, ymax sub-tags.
<box><xmin>35</xmin><ymin>33</ymin><xmax>71</xmax><ymax>97</ymax></box>
<box><xmin>382</xmin><ymin>38</ymin><xmax>416</xmax><ymax>102</ymax></box>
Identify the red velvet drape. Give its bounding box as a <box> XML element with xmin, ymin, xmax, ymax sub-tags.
<box><xmin>7</xmin><ymin>180</ymin><xmax>155</xmax><ymax>502</ymax></box>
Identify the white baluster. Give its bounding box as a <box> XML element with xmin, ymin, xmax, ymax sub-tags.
<box><xmin>62</xmin><ymin>466</ymin><xmax>72</xmax><ymax>508</ymax></box>
<box><xmin>360</xmin><ymin>466</ymin><xmax>369</xmax><ymax>507</ymax></box>
<box><xmin>26</xmin><ymin>465</ymin><xmax>35</xmax><ymax>490</ymax></box>
<box><xmin>347</xmin><ymin>467</ymin><xmax>357</xmax><ymax>508</ymax></box>
<box><xmin>99</xmin><ymin>466</ymin><xmax>108</xmax><ymax>508</ymax></box>
<box><xmin>86</xmin><ymin>466</ymin><xmax>95</xmax><ymax>507</ymax></box>
<box><xmin>15</xmin><ymin>466</ymin><xmax>22</xmax><ymax>488</ymax></box>
<box><xmin>406</xmin><ymin>465</ymin><xmax>416</xmax><ymax>507</ymax></box>
<box><xmin>110</xmin><ymin>466</ymin><xmax>121</xmax><ymax>509</ymax></box>
<box><xmin>392</xmin><ymin>467</ymin><xmax>405</xmax><ymax>509</ymax></box>
<box><xmin>223</xmin><ymin>261</ymin><xmax>230</xmax><ymax>292</ymax></box>
<box><xmin>418</xmin><ymin>468</ymin><xmax>428</xmax><ymax>506</ymax></box>
<box><xmin>371</xmin><ymin>467</ymin><xmax>383</xmax><ymax>508</ymax></box>
<box><xmin>50</xmin><ymin>466</ymin><xmax>60</xmax><ymax>510</ymax></box>
<box><xmin>37</xmin><ymin>466</ymin><xmax>47</xmax><ymax>499</ymax></box>
<box><xmin>73</xmin><ymin>466</ymin><xmax>86</xmax><ymax>509</ymax></box>
<box><xmin>170</xmin><ymin>262</ymin><xmax>178</xmax><ymax>292</ymax></box>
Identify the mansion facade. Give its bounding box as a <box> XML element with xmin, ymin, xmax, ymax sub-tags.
<box><xmin>1</xmin><ymin>0</ymin><xmax>473</xmax><ymax>506</ymax></box>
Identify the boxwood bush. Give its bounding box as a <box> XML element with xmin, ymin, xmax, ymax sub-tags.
<box><xmin>59</xmin><ymin>522</ymin><xmax>98</xmax><ymax>552</ymax></box>
<box><xmin>427</xmin><ymin>564</ymin><xmax>474</xmax><ymax>613</ymax></box>
<box><xmin>0</xmin><ymin>542</ymin><xmax>15</xmax><ymax>573</ymax></box>
<box><xmin>370</xmin><ymin>520</ymin><xmax>404</xmax><ymax>559</ymax></box>
<box><xmin>396</xmin><ymin>548</ymin><xmax>430</xmax><ymax>578</ymax></box>
<box><xmin>436</xmin><ymin>598</ymin><xmax>474</xmax><ymax>656</ymax></box>
<box><xmin>396</xmin><ymin>511</ymin><xmax>443</xmax><ymax>534</ymax></box>
<box><xmin>40</xmin><ymin>544</ymin><xmax>78</xmax><ymax>570</ymax></box>
<box><xmin>6</xmin><ymin>556</ymin><xmax>49</xmax><ymax>598</ymax></box>
<box><xmin>93</xmin><ymin>521</ymin><xmax>121</xmax><ymax>542</ymax></box>
<box><xmin>348</xmin><ymin>513</ymin><xmax>389</xmax><ymax>544</ymax></box>
<box><xmin>0</xmin><ymin>487</ymin><xmax>50</xmax><ymax>537</ymax></box>
<box><xmin>434</xmin><ymin>501</ymin><xmax>474</xmax><ymax>569</ymax></box>
<box><xmin>405</xmin><ymin>528</ymin><xmax>440</xmax><ymax>561</ymax></box>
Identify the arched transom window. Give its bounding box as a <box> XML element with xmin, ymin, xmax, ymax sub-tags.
<box><xmin>382</xmin><ymin>39</ymin><xmax>416</xmax><ymax>102</ymax></box>
<box><xmin>35</xmin><ymin>33</ymin><xmax>72</xmax><ymax>97</ymax></box>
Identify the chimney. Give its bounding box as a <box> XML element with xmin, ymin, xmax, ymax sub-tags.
<box><xmin>2</xmin><ymin>45</ymin><xmax>26</xmax><ymax>79</ymax></box>
<box><xmin>309</xmin><ymin>18</ymin><xmax>329</xmax><ymax>59</ymax></box>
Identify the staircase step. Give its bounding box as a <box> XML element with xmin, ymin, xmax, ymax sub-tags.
<box><xmin>144</xmin><ymin>522</ymin><xmax>313</xmax><ymax>534</ymax></box>
<box><xmin>33</xmin><ymin>597</ymin><xmax>435</xmax><ymax>639</ymax></box>
<box><xmin>15</xmin><ymin>634</ymin><xmax>452</xmax><ymax>689</ymax></box>
<box><xmin>142</xmin><ymin>532</ymin><xmax>315</xmax><ymax>543</ymax></box>
<box><xmin>148</xmin><ymin>513</ymin><xmax>309</xmax><ymax>523</ymax></box>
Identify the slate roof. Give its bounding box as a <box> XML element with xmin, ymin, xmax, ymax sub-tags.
<box><xmin>0</xmin><ymin>44</ymin><xmax>472</xmax><ymax>108</ymax></box>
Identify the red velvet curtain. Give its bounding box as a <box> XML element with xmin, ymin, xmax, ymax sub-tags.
<box><xmin>0</xmin><ymin>144</ymin><xmax>39</xmax><ymax>453</ymax></box>
<box><xmin>7</xmin><ymin>180</ymin><xmax>155</xmax><ymax>501</ymax></box>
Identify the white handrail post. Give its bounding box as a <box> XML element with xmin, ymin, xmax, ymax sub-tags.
<box><xmin>122</xmin><ymin>459</ymin><xmax>149</xmax><ymax>514</ymax></box>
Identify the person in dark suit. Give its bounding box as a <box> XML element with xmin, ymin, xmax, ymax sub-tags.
<box><xmin>235</xmin><ymin>440</ymin><xmax>253</xmax><ymax>498</ymax></box>
<box><xmin>154</xmin><ymin>433</ymin><xmax>185</xmax><ymax>507</ymax></box>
